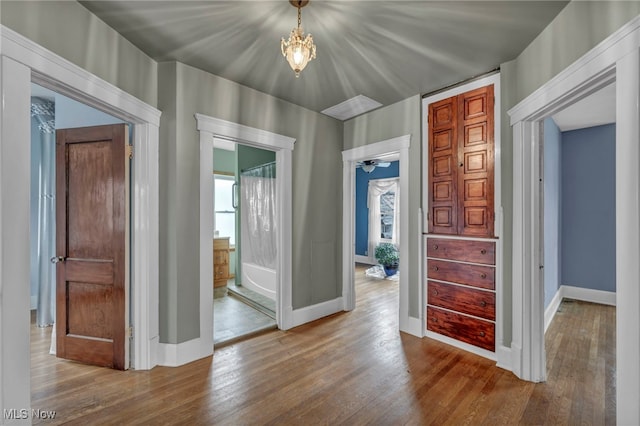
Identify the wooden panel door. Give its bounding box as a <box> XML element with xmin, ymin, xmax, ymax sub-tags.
<box><xmin>428</xmin><ymin>96</ymin><xmax>458</xmax><ymax>234</ymax></box>
<box><xmin>427</xmin><ymin>84</ymin><xmax>495</xmax><ymax>237</ymax></box>
<box><xmin>457</xmin><ymin>85</ymin><xmax>494</xmax><ymax>237</ymax></box>
<box><xmin>55</xmin><ymin>124</ymin><xmax>130</xmax><ymax>370</ymax></box>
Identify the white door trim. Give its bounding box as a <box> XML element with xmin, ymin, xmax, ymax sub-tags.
<box><xmin>507</xmin><ymin>15</ymin><xmax>640</xmax><ymax>424</ymax></box>
<box><xmin>0</xmin><ymin>25</ymin><xmax>161</xmax><ymax>415</ymax></box>
<box><xmin>195</xmin><ymin>114</ymin><xmax>296</xmax><ymax>349</ymax></box>
<box><xmin>341</xmin><ymin>135</ymin><xmax>418</xmax><ymax>336</ymax></box>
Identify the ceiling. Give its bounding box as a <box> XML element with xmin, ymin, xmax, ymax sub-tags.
<box><xmin>552</xmin><ymin>83</ymin><xmax>616</xmax><ymax>131</ymax></box>
<box><xmin>79</xmin><ymin>1</ymin><xmax>570</xmax><ymax>119</ymax></box>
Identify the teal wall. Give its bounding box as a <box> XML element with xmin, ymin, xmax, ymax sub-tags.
<box><xmin>213</xmin><ymin>148</ymin><xmax>236</xmax><ymax>175</ymax></box>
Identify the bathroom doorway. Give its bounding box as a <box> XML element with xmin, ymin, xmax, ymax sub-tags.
<box><xmin>212</xmin><ymin>141</ymin><xmax>278</xmax><ymax>345</ymax></box>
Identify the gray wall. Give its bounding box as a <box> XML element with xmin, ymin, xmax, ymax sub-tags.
<box><xmin>158</xmin><ymin>61</ymin><xmax>343</xmax><ymax>343</ymax></box>
<box><xmin>344</xmin><ymin>95</ymin><xmax>421</xmax><ymax>318</ymax></box>
<box><xmin>561</xmin><ymin>124</ymin><xmax>616</xmax><ymax>293</ymax></box>
<box><xmin>499</xmin><ymin>0</ymin><xmax>640</xmax><ymax>345</ymax></box>
<box><xmin>543</xmin><ymin>118</ymin><xmax>562</xmax><ymax>308</ymax></box>
<box><xmin>2</xmin><ymin>1</ymin><xmax>158</xmax><ymax>107</ymax></box>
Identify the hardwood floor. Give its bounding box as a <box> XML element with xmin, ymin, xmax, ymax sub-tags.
<box><xmin>30</xmin><ymin>266</ymin><xmax>615</xmax><ymax>425</ymax></box>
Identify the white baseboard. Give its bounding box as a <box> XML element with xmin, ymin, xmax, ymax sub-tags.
<box><xmin>425</xmin><ymin>330</ymin><xmax>497</xmax><ymax>361</ymax></box>
<box><xmin>291</xmin><ymin>297</ymin><xmax>344</xmax><ymax>328</ymax></box>
<box><xmin>157</xmin><ymin>337</ymin><xmax>213</xmax><ymax>367</ymax></box>
<box><xmin>400</xmin><ymin>315</ymin><xmax>423</xmax><ymax>338</ymax></box>
<box><xmin>496</xmin><ymin>345</ymin><xmax>512</xmax><ymax>371</ymax></box>
<box><xmin>562</xmin><ymin>285</ymin><xmax>616</xmax><ymax>306</ymax></box>
<box><xmin>355</xmin><ymin>255</ymin><xmax>375</xmax><ymax>265</ymax></box>
<box><xmin>544</xmin><ymin>289</ymin><xmax>563</xmax><ymax>332</ymax></box>
<box><xmin>544</xmin><ymin>285</ymin><xmax>616</xmax><ymax>334</ymax></box>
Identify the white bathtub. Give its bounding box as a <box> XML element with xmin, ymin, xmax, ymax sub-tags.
<box><xmin>241</xmin><ymin>262</ymin><xmax>276</xmax><ymax>301</ymax></box>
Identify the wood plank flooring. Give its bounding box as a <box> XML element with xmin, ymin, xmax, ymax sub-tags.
<box><xmin>30</xmin><ymin>266</ymin><xmax>615</xmax><ymax>425</ymax></box>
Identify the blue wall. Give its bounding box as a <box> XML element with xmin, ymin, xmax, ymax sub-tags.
<box><xmin>544</xmin><ymin>118</ymin><xmax>562</xmax><ymax>308</ymax></box>
<box><xmin>561</xmin><ymin>124</ymin><xmax>616</xmax><ymax>293</ymax></box>
<box><xmin>355</xmin><ymin>161</ymin><xmax>399</xmax><ymax>256</ymax></box>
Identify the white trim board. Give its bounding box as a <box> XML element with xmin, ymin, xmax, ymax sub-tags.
<box><xmin>355</xmin><ymin>255</ymin><xmax>375</xmax><ymax>265</ymax></box>
<box><xmin>1</xmin><ymin>25</ymin><xmax>161</xmax><ymax>417</ymax></box>
<box><xmin>342</xmin><ymin>135</ymin><xmax>418</xmax><ymax>337</ymax></box>
<box><xmin>507</xmin><ymin>15</ymin><xmax>640</xmax><ymax>424</ymax></box>
<box><xmin>290</xmin><ymin>298</ymin><xmax>345</xmax><ymax>328</ymax></box>
<box><xmin>545</xmin><ymin>286</ymin><xmax>617</xmax><ymax>332</ymax></box>
<box><xmin>194</xmin><ymin>114</ymin><xmax>295</xmax><ymax>365</ymax></box>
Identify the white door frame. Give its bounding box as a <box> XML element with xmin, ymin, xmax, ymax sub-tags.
<box><xmin>195</xmin><ymin>114</ymin><xmax>296</xmax><ymax>346</ymax></box>
<box><xmin>0</xmin><ymin>26</ymin><xmax>161</xmax><ymax>414</ymax></box>
<box><xmin>341</xmin><ymin>135</ymin><xmax>416</xmax><ymax>334</ymax></box>
<box><xmin>508</xmin><ymin>16</ymin><xmax>640</xmax><ymax>424</ymax></box>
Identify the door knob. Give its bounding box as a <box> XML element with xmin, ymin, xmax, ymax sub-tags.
<box><xmin>50</xmin><ymin>256</ymin><xmax>65</xmax><ymax>264</ymax></box>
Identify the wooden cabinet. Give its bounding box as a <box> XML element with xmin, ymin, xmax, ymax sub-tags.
<box><xmin>427</xmin><ymin>85</ymin><xmax>495</xmax><ymax>238</ymax></box>
<box><xmin>213</xmin><ymin>237</ymin><xmax>230</xmax><ymax>290</ymax></box>
<box><xmin>425</xmin><ymin>237</ymin><xmax>496</xmax><ymax>352</ymax></box>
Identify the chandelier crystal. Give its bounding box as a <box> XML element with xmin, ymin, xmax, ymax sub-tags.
<box><xmin>281</xmin><ymin>0</ymin><xmax>316</xmax><ymax>77</ymax></box>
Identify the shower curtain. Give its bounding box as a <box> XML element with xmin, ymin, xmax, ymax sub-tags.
<box><xmin>31</xmin><ymin>97</ymin><xmax>56</xmax><ymax>327</ymax></box>
<box><xmin>240</xmin><ymin>162</ymin><xmax>277</xmax><ymax>270</ymax></box>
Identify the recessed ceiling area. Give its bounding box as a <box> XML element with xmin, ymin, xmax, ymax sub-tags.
<box><xmin>552</xmin><ymin>83</ymin><xmax>616</xmax><ymax>132</ymax></box>
<box><xmin>79</xmin><ymin>1</ymin><xmax>569</xmax><ymax>116</ymax></box>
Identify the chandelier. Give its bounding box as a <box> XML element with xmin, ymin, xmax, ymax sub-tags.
<box><xmin>281</xmin><ymin>0</ymin><xmax>317</xmax><ymax>77</ymax></box>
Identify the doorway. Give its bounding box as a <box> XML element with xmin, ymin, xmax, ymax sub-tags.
<box><xmin>212</xmin><ymin>142</ymin><xmax>278</xmax><ymax>345</ymax></box>
<box><xmin>1</xmin><ymin>29</ymin><xmax>161</xmax><ymax>413</ymax></box>
<box><xmin>342</xmin><ymin>135</ymin><xmax>411</xmax><ymax>331</ymax></box>
<box><xmin>508</xmin><ymin>18</ymin><xmax>640</xmax><ymax>423</ymax></box>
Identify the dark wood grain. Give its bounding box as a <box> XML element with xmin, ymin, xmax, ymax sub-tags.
<box><xmin>427</xmin><ymin>258</ymin><xmax>495</xmax><ymax>290</ymax></box>
<box><xmin>55</xmin><ymin>124</ymin><xmax>128</xmax><ymax>370</ymax></box>
<box><xmin>457</xmin><ymin>84</ymin><xmax>495</xmax><ymax>237</ymax></box>
<box><xmin>428</xmin><ymin>280</ymin><xmax>495</xmax><ymax>320</ymax></box>
<box><xmin>427</xmin><ymin>305</ymin><xmax>495</xmax><ymax>351</ymax></box>
<box><xmin>427</xmin><ymin>237</ymin><xmax>496</xmax><ymax>264</ymax></box>
<box><xmin>428</xmin><ymin>95</ymin><xmax>458</xmax><ymax>235</ymax></box>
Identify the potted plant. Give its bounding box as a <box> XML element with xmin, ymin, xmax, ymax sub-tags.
<box><xmin>374</xmin><ymin>242</ymin><xmax>399</xmax><ymax>276</ymax></box>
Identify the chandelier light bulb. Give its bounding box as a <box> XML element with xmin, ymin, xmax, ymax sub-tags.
<box><xmin>281</xmin><ymin>1</ymin><xmax>317</xmax><ymax>77</ymax></box>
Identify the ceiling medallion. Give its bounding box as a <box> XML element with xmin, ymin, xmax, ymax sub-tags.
<box><xmin>281</xmin><ymin>0</ymin><xmax>317</xmax><ymax>77</ymax></box>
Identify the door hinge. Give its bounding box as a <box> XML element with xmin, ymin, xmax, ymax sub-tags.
<box><xmin>127</xmin><ymin>144</ymin><xmax>134</xmax><ymax>159</ymax></box>
<box><xmin>127</xmin><ymin>326</ymin><xmax>134</xmax><ymax>338</ymax></box>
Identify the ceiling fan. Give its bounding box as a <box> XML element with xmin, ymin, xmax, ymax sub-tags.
<box><xmin>356</xmin><ymin>159</ymin><xmax>391</xmax><ymax>173</ymax></box>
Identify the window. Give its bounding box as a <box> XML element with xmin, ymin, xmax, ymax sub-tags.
<box><xmin>380</xmin><ymin>190</ymin><xmax>395</xmax><ymax>241</ymax></box>
<box><xmin>214</xmin><ymin>174</ymin><xmax>236</xmax><ymax>245</ymax></box>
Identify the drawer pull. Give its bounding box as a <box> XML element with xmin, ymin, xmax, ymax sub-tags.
<box><xmin>433</xmin><ymin>244</ymin><xmax>439</xmax><ymax>250</ymax></box>
<box><xmin>479</xmin><ymin>331</ymin><xmax>485</xmax><ymax>337</ymax></box>
<box><xmin>431</xmin><ymin>317</ymin><xmax>437</xmax><ymax>322</ymax></box>
<box><xmin>480</xmin><ymin>300</ymin><xmax>487</xmax><ymax>307</ymax></box>
<box><xmin>433</xmin><ymin>266</ymin><xmax>439</xmax><ymax>272</ymax></box>
<box><xmin>459</xmin><ymin>162</ymin><xmax>464</xmax><ymax>167</ymax></box>
<box><xmin>480</xmin><ymin>273</ymin><xmax>487</xmax><ymax>279</ymax></box>
<box><xmin>480</xmin><ymin>249</ymin><xmax>487</xmax><ymax>255</ymax></box>
<box><xmin>433</xmin><ymin>289</ymin><xmax>439</xmax><ymax>296</ymax></box>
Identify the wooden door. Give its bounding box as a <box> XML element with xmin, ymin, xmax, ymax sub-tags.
<box><xmin>427</xmin><ymin>84</ymin><xmax>495</xmax><ymax>237</ymax></box>
<box><xmin>457</xmin><ymin>85</ymin><xmax>494</xmax><ymax>237</ymax></box>
<box><xmin>55</xmin><ymin>124</ymin><xmax>130</xmax><ymax>370</ymax></box>
<box><xmin>428</xmin><ymin>95</ymin><xmax>458</xmax><ymax>234</ymax></box>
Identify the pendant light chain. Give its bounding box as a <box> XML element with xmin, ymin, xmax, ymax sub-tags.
<box><xmin>297</xmin><ymin>4</ymin><xmax>302</xmax><ymax>29</ymax></box>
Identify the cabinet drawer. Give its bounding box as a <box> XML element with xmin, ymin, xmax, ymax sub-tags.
<box><xmin>427</xmin><ymin>306</ymin><xmax>495</xmax><ymax>351</ymax></box>
<box><xmin>427</xmin><ymin>280</ymin><xmax>495</xmax><ymax>320</ymax></box>
<box><xmin>427</xmin><ymin>259</ymin><xmax>494</xmax><ymax>290</ymax></box>
<box><xmin>427</xmin><ymin>238</ymin><xmax>495</xmax><ymax>265</ymax></box>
